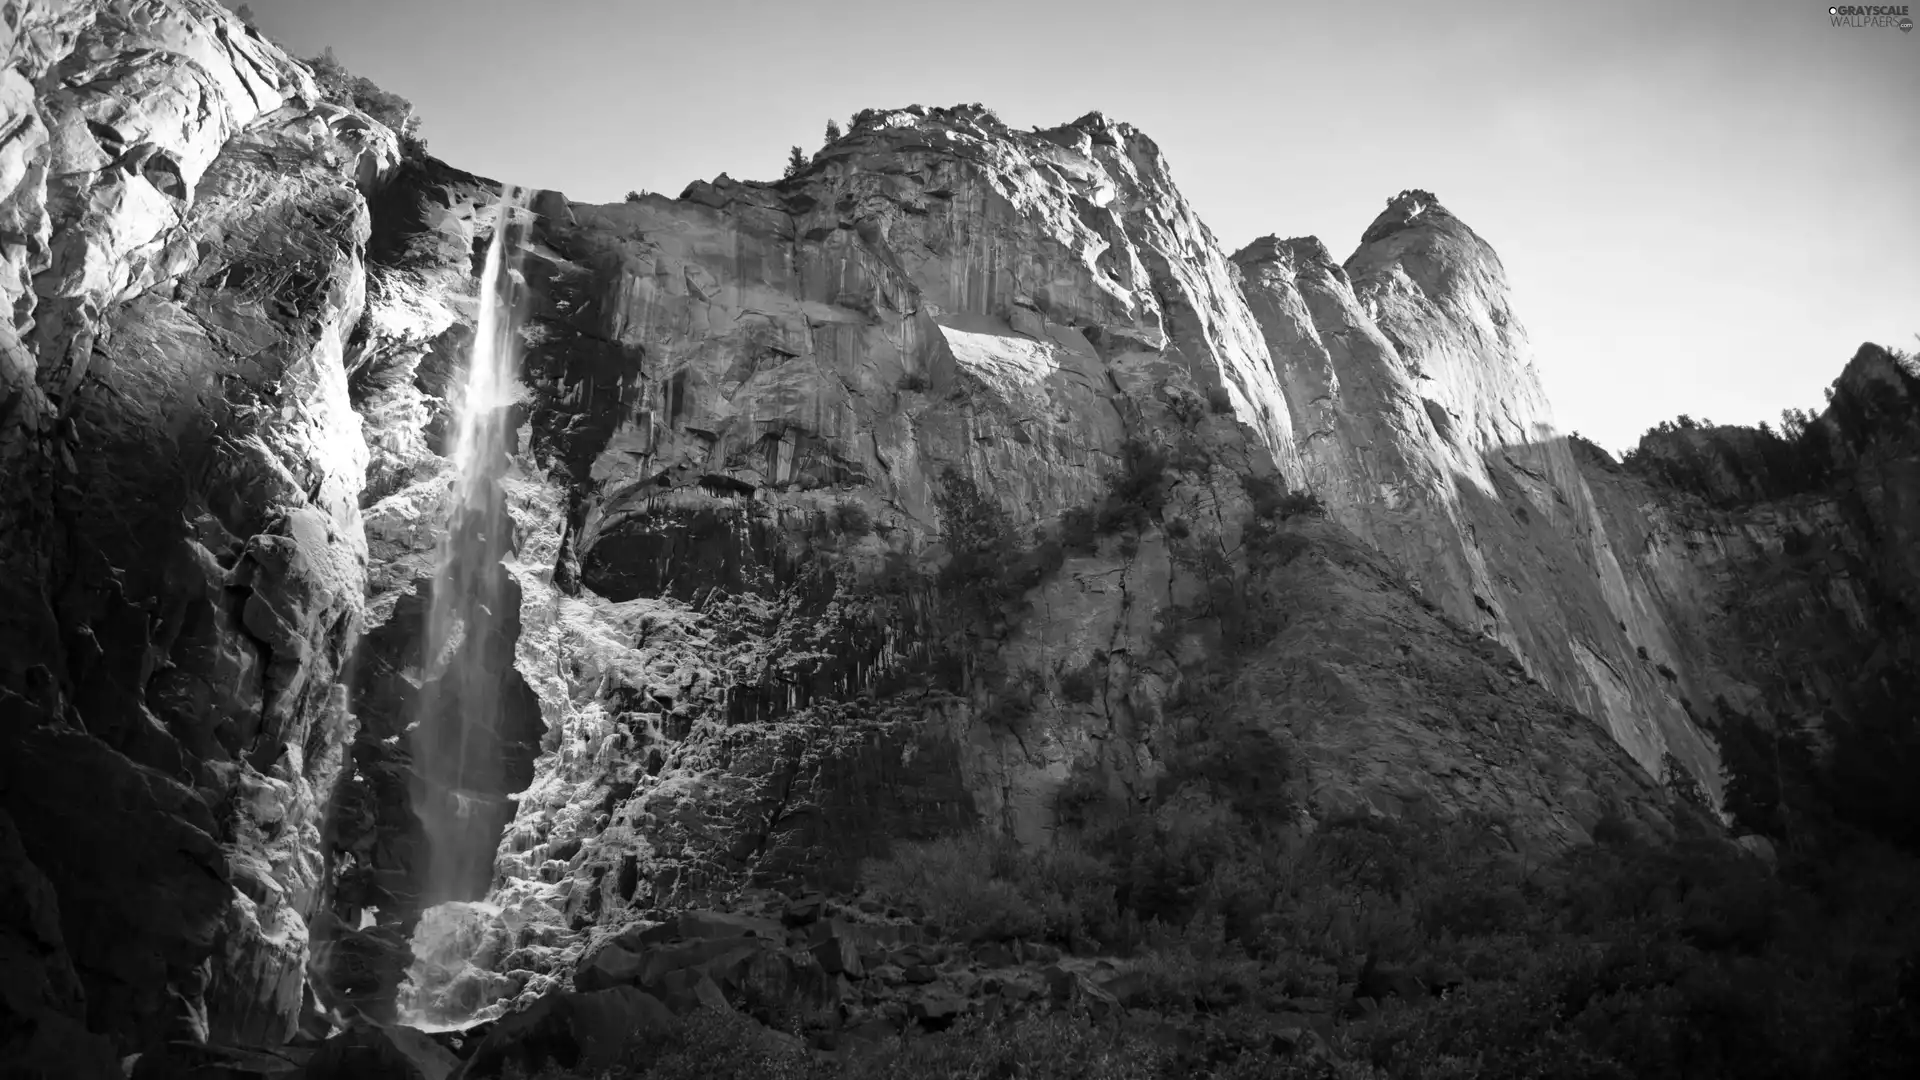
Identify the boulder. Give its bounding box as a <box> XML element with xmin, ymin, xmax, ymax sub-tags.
<box><xmin>1735</xmin><ymin>834</ymin><xmax>1779</xmax><ymax>871</ymax></box>
<box><xmin>452</xmin><ymin>987</ymin><xmax>673</xmax><ymax>1079</ymax></box>
<box><xmin>782</xmin><ymin>892</ymin><xmax>827</xmax><ymax>927</ymax></box>
<box><xmin>910</xmin><ymin>987</ymin><xmax>970</xmax><ymax>1031</ymax></box>
<box><xmin>571</xmin><ymin>942</ymin><xmax>647</xmax><ymax>993</ymax></box>
<box><xmin>676</xmin><ymin>911</ymin><xmax>785</xmax><ymax>942</ymax></box>
<box><xmin>809</xmin><ymin>927</ymin><xmax>863</xmax><ymax>978</ymax></box>
<box><xmin>304</xmin><ymin>1024</ymin><xmax>457</xmax><ymax>1080</ymax></box>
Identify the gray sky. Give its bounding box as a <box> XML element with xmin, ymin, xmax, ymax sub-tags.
<box><xmin>236</xmin><ymin>0</ymin><xmax>1918</xmax><ymax>453</ymax></box>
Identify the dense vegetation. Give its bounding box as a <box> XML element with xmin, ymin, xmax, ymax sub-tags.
<box><xmin>1618</xmin><ymin>341</ymin><xmax>1918</xmax><ymax>506</ymax></box>
<box><xmin>304</xmin><ymin>47</ymin><xmax>428</xmax><ymax>158</ymax></box>
<box><xmin>507</xmin><ymin>768</ymin><xmax>1920</xmax><ymax>1079</ymax></box>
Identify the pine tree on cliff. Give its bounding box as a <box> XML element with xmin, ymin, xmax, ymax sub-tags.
<box><xmin>824</xmin><ymin>119</ymin><xmax>842</xmax><ymax>144</ymax></box>
<box><xmin>783</xmin><ymin>146</ymin><xmax>807</xmax><ymax>179</ymax></box>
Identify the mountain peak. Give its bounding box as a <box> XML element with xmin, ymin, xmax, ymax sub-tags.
<box><xmin>1358</xmin><ymin>188</ymin><xmax>1454</xmax><ymax>245</ymax></box>
<box><xmin>1233</xmin><ymin>234</ymin><xmax>1342</xmax><ymax>276</ymax></box>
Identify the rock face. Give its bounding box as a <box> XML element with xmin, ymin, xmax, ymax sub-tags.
<box><xmin>1</xmin><ymin>0</ymin><xmax>395</xmax><ymax>1056</ymax></box>
<box><xmin>1234</xmin><ymin>197</ymin><xmax>1718</xmax><ymax>799</ymax></box>
<box><xmin>1</xmin><ymin>3</ymin><xmax>1915</xmax><ymax>1069</ymax></box>
<box><xmin>319</xmin><ymin>106</ymin><xmax>1682</xmax><ymax>1020</ymax></box>
<box><xmin>1579</xmin><ymin>346</ymin><xmax>1920</xmax><ymax>759</ymax></box>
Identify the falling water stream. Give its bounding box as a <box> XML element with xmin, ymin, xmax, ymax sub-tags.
<box><xmin>395</xmin><ymin>186</ymin><xmax>532</xmax><ymax>1028</ymax></box>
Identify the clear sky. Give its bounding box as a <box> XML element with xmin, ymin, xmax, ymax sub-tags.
<box><xmin>234</xmin><ymin>0</ymin><xmax>1917</xmax><ymax>454</ymax></box>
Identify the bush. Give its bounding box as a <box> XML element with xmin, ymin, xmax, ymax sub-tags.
<box><xmin>1589</xmin><ymin>811</ymin><xmax>1636</xmax><ymax>847</ymax></box>
<box><xmin>305</xmin><ymin>48</ymin><xmax>426</xmax><ymax>157</ymax></box>
<box><xmin>612</xmin><ymin>797</ymin><xmax>1920</xmax><ymax>1080</ymax></box>
<box><xmin>830</xmin><ymin>501</ymin><xmax>873</xmax><ymax>538</ymax></box>
<box><xmin>1095</xmin><ymin>438</ymin><xmax>1171</xmax><ymax>535</ymax></box>
<box><xmin>859</xmin><ymin>831</ymin><xmax>1119</xmax><ymax>947</ymax></box>
<box><xmin>860</xmin><ymin>833</ymin><xmax>1048</xmax><ymax>940</ymax></box>
<box><xmin>1276</xmin><ymin>488</ymin><xmax>1328</xmax><ymax>519</ymax></box>
<box><xmin>1059</xmin><ymin>506</ymin><xmax>1100</xmax><ymax>554</ymax></box>
<box><xmin>1240</xmin><ymin>473</ymin><xmax>1326</xmax><ymax>521</ymax></box>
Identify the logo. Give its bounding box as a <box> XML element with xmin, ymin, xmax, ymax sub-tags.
<box><xmin>1828</xmin><ymin>4</ymin><xmax>1915</xmax><ymax>28</ymax></box>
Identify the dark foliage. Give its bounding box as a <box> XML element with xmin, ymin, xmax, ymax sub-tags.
<box><xmin>1662</xmin><ymin>751</ymin><xmax>1710</xmax><ymax>813</ymax></box>
<box><xmin>305</xmin><ymin>48</ymin><xmax>426</xmax><ymax>158</ymax></box>
<box><xmin>829</xmin><ymin>501</ymin><xmax>872</xmax><ymax>538</ymax></box>
<box><xmin>1240</xmin><ymin>473</ymin><xmax>1326</xmax><ymax>521</ymax></box>
<box><xmin>1620</xmin><ymin>349</ymin><xmax>1919</xmax><ymax>506</ymax></box>
<box><xmin>1095</xmin><ymin>439</ymin><xmax>1172</xmax><ymax>535</ymax></box>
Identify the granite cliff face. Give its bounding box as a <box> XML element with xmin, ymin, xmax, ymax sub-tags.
<box><xmin>314</xmin><ymin>110</ymin><xmax>1682</xmax><ymax>1026</ymax></box>
<box><xmin>2</xmin><ymin>0</ymin><xmax>397</xmax><ymax>1069</ymax></box>
<box><xmin>1234</xmin><ymin>195</ymin><xmax>1720</xmax><ymax>803</ymax></box>
<box><xmin>1581</xmin><ymin>346</ymin><xmax>1920</xmax><ymax>761</ymax></box>
<box><xmin>0</xmin><ymin>1</ymin><xmax>1913</xmax><ymax>1071</ymax></box>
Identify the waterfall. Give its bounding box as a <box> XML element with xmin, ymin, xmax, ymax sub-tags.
<box><xmin>396</xmin><ymin>186</ymin><xmax>533</xmax><ymax>1028</ymax></box>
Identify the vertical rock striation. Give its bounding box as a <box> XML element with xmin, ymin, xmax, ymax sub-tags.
<box><xmin>1235</xmin><ymin>192</ymin><xmax>1719</xmax><ymax>798</ymax></box>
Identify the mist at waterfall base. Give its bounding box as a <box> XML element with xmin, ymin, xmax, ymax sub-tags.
<box><xmin>395</xmin><ymin>187</ymin><xmax>534</xmax><ymax>1029</ymax></box>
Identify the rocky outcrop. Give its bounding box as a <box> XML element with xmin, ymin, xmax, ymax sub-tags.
<box><xmin>1</xmin><ymin>0</ymin><xmax>396</xmax><ymax>1055</ymax></box>
<box><xmin>1580</xmin><ymin>345</ymin><xmax>1920</xmax><ymax>753</ymax></box>
<box><xmin>1234</xmin><ymin>196</ymin><xmax>1720</xmax><ymax>801</ymax></box>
